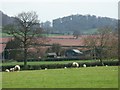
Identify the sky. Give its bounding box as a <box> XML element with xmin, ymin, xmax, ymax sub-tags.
<box><xmin>0</xmin><ymin>0</ymin><xmax>119</xmax><ymax>22</ymax></box>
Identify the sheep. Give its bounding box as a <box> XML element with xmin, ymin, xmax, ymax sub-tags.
<box><xmin>14</xmin><ymin>65</ymin><xmax>20</xmax><ymax>72</ymax></box>
<box><xmin>105</xmin><ymin>65</ymin><xmax>108</xmax><ymax>67</ymax></box>
<box><xmin>83</xmin><ymin>64</ymin><xmax>86</xmax><ymax>67</ymax></box>
<box><xmin>45</xmin><ymin>68</ymin><xmax>47</xmax><ymax>70</ymax></box>
<box><xmin>64</xmin><ymin>67</ymin><xmax>67</xmax><ymax>69</ymax></box>
<box><xmin>10</xmin><ymin>68</ymin><xmax>15</xmax><ymax>72</ymax></box>
<box><xmin>5</xmin><ymin>69</ymin><xmax>9</xmax><ymax>72</ymax></box>
<box><xmin>72</xmin><ymin>62</ymin><xmax>79</xmax><ymax>68</ymax></box>
<box><xmin>5</xmin><ymin>65</ymin><xmax>20</xmax><ymax>72</ymax></box>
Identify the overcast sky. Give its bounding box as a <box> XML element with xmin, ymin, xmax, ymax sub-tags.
<box><xmin>1</xmin><ymin>0</ymin><xmax>119</xmax><ymax>22</ymax></box>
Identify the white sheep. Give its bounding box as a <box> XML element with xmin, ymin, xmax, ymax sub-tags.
<box><xmin>72</xmin><ymin>62</ymin><xmax>79</xmax><ymax>68</ymax></box>
<box><xmin>83</xmin><ymin>64</ymin><xmax>86</xmax><ymax>67</ymax></box>
<box><xmin>45</xmin><ymin>68</ymin><xmax>47</xmax><ymax>70</ymax></box>
<box><xmin>5</xmin><ymin>69</ymin><xmax>9</xmax><ymax>72</ymax></box>
<box><xmin>64</xmin><ymin>67</ymin><xmax>67</xmax><ymax>69</ymax></box>
<box><xmin>14</xmin><ymin>65</ymin><xmax>20</xmax><ymax>72</ymax></box>
<box><xmin>10</xmin><ymin>68</ymin><xmax>15</xmax><ymax>72</ymax></box>
<box><xmin>105</xmin><ymin>65</ymin><xmax>108</xmax><ymax>67</ymax></box>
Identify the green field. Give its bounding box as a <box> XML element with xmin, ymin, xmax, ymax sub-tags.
<box><xmin>2</xmin><ymin>66</ymin><xmax>118</xmax><ymax>88</ymax></box>
<box><xmin>1</xmin><ymin>28</ymin><xmax>98</xmax><ymax>38</ymax></box>
<box><xmin>1</xmin><ymin>32</ymin><xmax>64</xmax><ymax>37</ymax></box>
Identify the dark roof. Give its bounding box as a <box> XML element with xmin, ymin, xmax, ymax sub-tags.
<box><xmin>72</xmin><ymin>49</ymin><xmax>83</xmax><ymax>54</ymax></box>
<box><xmin>47</xmin><ymin>53</ymin><xmax>57</xmax><ymax>56</ymax></box>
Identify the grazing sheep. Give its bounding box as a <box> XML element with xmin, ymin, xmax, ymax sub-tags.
<box><xmin>105</xmin><ymin>65</ymin><xmax>108</xmax><ymax>67</ymax></box>
<box><xmin>72</xmin><ymin>62</ymin><xmax>79</xmax><ymax>68</ymax></box>
<box><xmin>14</xmin><ymin>65</ymin><xmax>20</xmax><ymax>72</ymax></box>
<box><xmin>83</xmin><ymin>64</ymin><xmax>86</xmax><ymax>67</ymax></box>
<box><xmin>45</xmin><ymin>68</ymin><xmax>47</xmax><ymax>70</ymax></box>
<box><xmin>5</xmin><ymin>69</ymin><xmax>9</xmax><ymax>72</ymax></box>
<box><xmin>64</xmin><ymin>67</ymin><xmax>67</xmax><ymax>69</ymax></box>
<box><xmin>10</xmin><ymin>68</ymin><xmax>15</xmax><ymax>72</ymax></box>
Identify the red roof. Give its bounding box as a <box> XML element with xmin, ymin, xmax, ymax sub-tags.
<box><xmin>0</xmin><ymin>34</ymin><xmax>117</xmax><ymax>54</ymax></box>
<box><xmin>0</xmin><ymin>38</ymin><xmax>12</xmax><ymax>54</ymax></box>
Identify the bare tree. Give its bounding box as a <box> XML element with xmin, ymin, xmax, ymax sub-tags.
<box><xmin>97</xmin><ymin>27</ymin><xmax>112</xmax><ymax>65</ymax></box>
<box><xmin>118</xmin><ymin>20</ymin><xmax>120</xmax><ymax>65</ymax></box>
<box><xmin>73</xmin><ymin>31</ymin><xmax>81</xmax><ymax>39</ymax></box>
<box><xmin>83</xmin><ymin>34</ymin><xmax>98</xmax><ymax>59</ymax></box>
<box><xmin>83</xmin><ymin>27</ymin><xmax>115</xmax><ymax>65</ymax></box>
<box><xmin>46</xmin><ymin>43</ymin><xmax>62</xmax><ymax>56</ymax></box>
<box><xmin>3</xmin><ymin>11</ymin><xmax>43</xmax><ymax>67</ymax></box>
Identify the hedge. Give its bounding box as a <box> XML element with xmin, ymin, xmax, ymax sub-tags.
<box><xmin>1</xmin><ymin>61</ymin><xmax>119</xmax><ymax>71</ymax></box>
<box><xmin>16</xmin><ymin>57</ymin><xmax>89</xmax><ymax>62</ymax></box>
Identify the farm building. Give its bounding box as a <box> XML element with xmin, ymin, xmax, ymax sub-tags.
<box><xmin>0</xmin><ymin>36</ymin><xmax>94</xmax><ymax>60</ymax></box>
<box><xmin>46</xmin><ymin>53</ymin><xmax>57</xmax><ymax>58</ymax></box>
<box><xmin>1</xmin><ymin>34</ymin><xmax>116</xmax><ymax>60</ymax></box>
<box><xmin>65</xmin><ymin>49</ymin><xmax>83</xmax><ymax>58</ymax></box>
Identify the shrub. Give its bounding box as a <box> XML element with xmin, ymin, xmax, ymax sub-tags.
<box><xmin>1</xmin><ymin>61</ymin><xmax>119</xmax><ymax>71</ymax></box>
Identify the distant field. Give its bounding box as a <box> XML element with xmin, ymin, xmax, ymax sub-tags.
<box><xmin>83</xmin><ymin>28</ymin><xmax>98</xmax><ymax>34</ymax></box>
<box><xmin>2</xmin><ymin>66</ymin><xmax>118</xmax><ymax>88</ymax></box>
<box><xmin>1</xmin><ymin>32</ymin><xmax>64</xmax><ymax>37</ymax></box>
<box><xmin>0</xmin><ymin>32</ymin><xmax>12</xmax><ymax>37</ymax></box>
<box><xmin>1</xmin><ymin>28</ymin><xmax>98</xmax><ymax>38</ymax></box>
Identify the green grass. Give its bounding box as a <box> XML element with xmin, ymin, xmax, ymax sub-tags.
<box><xmin>2</xmin><ymin>66</ymin><xmax>118</xmax><ymax>88</ymax></box>
<box><xmin>1</xmin><ymin>32</ymin><xmax>64</xmax><ymax>38</ymax></box>
<box><xmin>0</xmin><ymin>32</ymin><xmax>12</xmax><ymax>37</ymax></box>
<box><xmin>83</xmin><ymin>28</ymin><xmax>98</xmax><ymax>34</ymax></box>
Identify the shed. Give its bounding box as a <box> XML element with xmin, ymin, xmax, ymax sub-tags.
<box><xmin>47</xmin><ymin>53</ymin><xmax>57</xmax><ymax>58</ymax></box>
<box><xmin>65</xmin><ymin>49</ymin><xmax>83</xmax><ymax>57</ymax></box>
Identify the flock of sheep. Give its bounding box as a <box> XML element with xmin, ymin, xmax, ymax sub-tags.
<box><xmin>5</xmin><ymin>65</ymin><xmax>20</xmax><ymax>72</ymax></box>
<box><xmin>5</xmin><ymin>62</ymin><xmax>91</xmax><ymax>72</ymax></box>
<box><xmin>72</xmin><ymin>62</ymin><xmax>86</xmax><ymax>68</ymax></box>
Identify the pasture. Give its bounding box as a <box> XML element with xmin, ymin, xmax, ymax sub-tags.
<box><xmin>2</xmin><ymin>66</ymin><xmax>118</xmax><ymax>88</ymax></box>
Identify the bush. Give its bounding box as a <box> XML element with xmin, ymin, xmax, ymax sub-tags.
<box><xmin>2</xmin><ymin>61</ymin><xmax>119</xmax><ymax>71</ymax></box>
<box><xmin>16</xmin><ymin>57</ymin><xmax>89</xmax><ymax>62</ymax></box>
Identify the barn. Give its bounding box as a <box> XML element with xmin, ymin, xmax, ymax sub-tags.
<box><xmin>46</xmin><ymin>53</ymin><xmax>57</xmax><ymax>58</ymax></box>
<box><xmin>65</xmin><ymin>49</ymin><xmax>83</xmax><ymax>58</ymax></box>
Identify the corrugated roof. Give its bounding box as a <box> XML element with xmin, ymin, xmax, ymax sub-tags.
<box><xmin>72</xmin><ymin>49</ymin><xmax>83</xmax><ymax>54</ymax></box>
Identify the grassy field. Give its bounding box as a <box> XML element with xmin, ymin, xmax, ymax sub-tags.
<box><xmin>2</xmin><ymin>66</ymin><xmax>118</xmax><ymax>88</ymax></box>
<box><xmin>1</xmin><ymin>32</ymin><xmax>64</xmax><ymax>37</ymax></box>
<box><xmin>83</xmin><ymin>28</ymin><xmax>98</xmax><ymax>34</ymax></box>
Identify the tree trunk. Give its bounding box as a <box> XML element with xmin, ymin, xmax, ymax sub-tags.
<box><xmin>99</xmin><ymin>58</ymin><xmax>104</xmax><ymax>66</ymax></box>
<box><xmin>99</xmin><ymin>51</ymin><xmax>104</xmax><ymax>66</ymax></box>
<box><xmin>24</xmin><ymin>49</ymin><xmax>27</xmax><ymax>66</ymax></box>
<box><xmin>24</xmin><ymin>44</ymin><xmax>27</xmax><ymax>69</ymax></box>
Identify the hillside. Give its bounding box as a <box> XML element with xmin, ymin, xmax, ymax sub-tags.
<box><xmin>0</xmin><ymin>11</ymin><xmax>15</xmax><ymax>26</ymax></box>
<box><xmin>1</xmin><ymin>11</ymin><xmax>118</xmax><ymax>34</ymax></box>
<box><xmin>53</xmin><ymin>14</ymin><xmax>117</xmax><ymax>34</ymax></box>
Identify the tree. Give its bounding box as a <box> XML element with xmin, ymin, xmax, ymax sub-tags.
<box><xmin>83</xmin><ymin>27</ymin><xmax>115</xmax><ymax>65</ymax></box>
<box><xmin>83</xmin><ymin>34</ymin><xmax>98</xmax><ymax>59</ymax></box>
<box><xmin>73</xmin><ymin>31</ymin><xmax>81</xmax><ymax>39</ymax></box>
<box><xmin>118</xmin><ymin>20</ymin><xmax>120</xmax><ymax>65</ymax></box>
<box><xmin>3</xmin><ymin>38</ymin><xmax>22</xmax><ymax>60</ymax></box>
<box><xmin>46</xmin><ymin>43</ymin><xmax>62</xmax><ymax>56</ymax></box>
<box><xmin>97</xmin><ymin>27</ymin><xmax>113</xmax><ymax>65</ymax></box>
<box><xmin>3</xmin><ymin>11</ymin><xmax>43</xmax><ymax>67</ymax></box>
